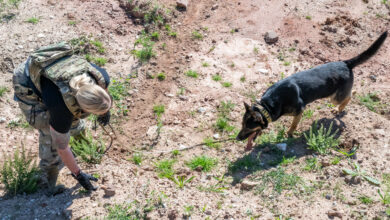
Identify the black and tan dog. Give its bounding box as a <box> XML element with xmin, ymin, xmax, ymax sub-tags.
<box><xmin>237</xmin><ymin>31</ymin><xmax>388</xmax><ymax>150</ymax></box>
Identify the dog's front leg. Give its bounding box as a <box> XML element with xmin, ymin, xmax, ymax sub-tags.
<box><xmin>287</xmin><ymin>112</ymin><xmax>303</xmax><ymax>137</ymax></box>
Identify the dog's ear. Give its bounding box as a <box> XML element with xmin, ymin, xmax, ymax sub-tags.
<box><xmin>244</xmin><ymin>102</ymin><xmax>251</xmax><ymax>112</ymax></box>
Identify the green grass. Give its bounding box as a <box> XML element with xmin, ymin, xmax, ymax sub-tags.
<box><xmin>255</xmin><ymin>125</ymin><xmax>287</xmax><ymax>146</ymax></box>
<box><xmin>192</xmin><ymin>31</ymin><xmax>203</xmax><ymax>40</ymax></box>
<box><xmin>280</xmin><ymin>156</ymin><xmax>296</xmax><ymax>166</ymax></box>
<box><xmin>106</xmin><ymin>203</ymin><xmax>140</xmax><ymax>219</ymax></box>
<box><xmin>90</xmin><ymin>40</ymin><xmax>105</xmax><ymax>53</ymax></box>
<box><xmin>1</xmin><ymin>147</ymin><xmax>40</xmax><ymax>196</ymax></box>
<box><xmin>283</xmin><ymin>61</ymin><xmax>291</xmax><ymax>66</ymax></box>
<box><xmin>221</xmin><ymin>82</ymin><xmax>232</xmax><ymax>88</ymax></box>
<box><xmin>171</xmin><ymin>175</ymin><xmax>195</xmax><ymax>189</ymax></box>
<box><xmin>358</xmin><ymin>195</ymin><xmax>373</xmax><ymax>204</ymax></box>
<box><xmin>305</xmin><ymin>15</ymin><xmax>312</xmax><ymax>20</ymax></box>
<box><xmin>202</xmin><ymin>62</ymin><xmax>210</xmax><ymax>67</ymax></box>
<box><xmin>185</xmin><ymin>70</ymin><xmax>198</xmax><ymax>78</ymax></box>
<box><xmin>215</xmin><ymin>117</ymin><xmax>234</xmax><ymax>132</ymax></box>
<box><xmin>69</xmin><ymin>131</ymin><xmax>105</xmax><ymax>164</ymax></box>
<box><xmin>26</xmin><ymin>17</ymin><xmax>39</xmax><ymax>24</ymax></box>
<box><xmin>203</xmin><ymin>137</ymin><xmax>221</xmax><ymax>149</ymax></box>
<box><xmin>218</xmin><ymin>101</ymin><xmax>235</xmax><ymax>117</ymax></box>
<box><xmin>240</xmin><ymin>76</ymin><xmax>246</xmax><ymax>82</ymax></box>
<box><xmin>153</xmin><ymin>105</ymin><xmax>165</xmax><ymax>117</ymax></box>
<box><xmin>212</xmin><ymin>74</ymin><xmax>222</xmax><ymax>81</ymax></box>
<box><xmin>109</xmin><ymin>79</ymin><xmax>129</xmax><ymax>101</ymax></box>
<box><xmin>257</xmin><ymin>167</ymin><xmax>303</xmax><ymax>194</ymax></box>
<box><xmin>132</xmin><ymin>32</ymin><xmax>155</xmax><ymax>63</ymax></box>
<box><xmin>186</xmin><ymin>155</ymin><xmax>217</xmax><ymax>172</ymax></box>
<box><xmin>168</xmin><ymin>32</ymin><xmax>177</xmax><ymax>37</ymax></box>
<box><xmin>331</xmin><ymin>156</ymin><xmax>341</xmax><ymax>165</ymax></box>
<box><xmin>7</xmin><ymin>119</ymin><xmax>31</xmax><ymax>129</ymax></box>
<box><xmin>68</xmin><ymin>20</ymin><xmax>77</xmax><ymax>26</ymax></box>
<box><xmin>150</xmin><ymin>32</ymin><xmax>159</xmax><ymax>41</ymax></box>
<box><xmin>304</xmin><ymin>121</ymin><xmax>339</xmax><ymax>154</ymax></box>
<box><xmin>253</xmin><ymin>47</ymin><xmax>259</xmax><ymax>54</ymax></box>
<box><xmin>358</xmin><ymin>92</ymin><xmax>384</xmax><ymax>113</ymax></box>
<box><xmin>157</xmin><ymin>72</ymin><xmax>166</xmax><ymax>81</ymax></box>
<box><xmin>303</xmin><ymin>109</ymin><xmax>314</xmax><ymax>120</ymax></box>
<box><xmin>130</xmin><ymin>153</ymin><xmax>142</xmax><ymax>165</ymax></box>
<box><xmin>155</xmin><ymin>159</ymin><xmax>176</xmax><ymax>179</ymax></box>
<box><xmin>303</xmin><ymin>157</ymin><xmax>321</xmax><ymax>171</ymax></box>
<box><xmin>85</xmin><ymin>54</ymin><xmax>107</xmax><ymax>66</ymax></box>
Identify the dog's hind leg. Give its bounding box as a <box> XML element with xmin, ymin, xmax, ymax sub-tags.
<box><xmin>338</xmin><ymin>96</ymin><xmax>351</xmax><ymax>113</ymax></box>
<box><xmin>287</xmin><ymin>112</ymin><xmax>303</xmax><ymax>137</ymax></box>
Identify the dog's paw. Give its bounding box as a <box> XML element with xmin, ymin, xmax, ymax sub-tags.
<box><xmin>330</xmin><ymin>108</ymin><xmax>339</xmax><ymax>115</ymax></box>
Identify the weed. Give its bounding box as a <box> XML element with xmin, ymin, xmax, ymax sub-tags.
<box><xmin>93</xmin><ymin>57</ymin><xmax>107</xmax><ymax>66</ymax></box>
<box><xmin>331</xmin><ymin>156</ymin><xmax>341</xmax><ymax>165</ymax></box>
<box><xmin>109</xmin><ymin>79</ymin><xmax>129</xmax><ymax>101</ymax></box>
<box><xmin>106</xmin><ymin>203</ymin><xmax>141</xmax><ymax>219</ymax></box>
<box><xmin>68</xmin><ymin>20</ymin><xmax>77</xmax><ymax>26</ymax></box>
<box><xmin>203</xmin><ymin>137</ymin><xmax>221</xmax><ymax>149</ymax></box>
<box><xmin>208</xmin><ymin>45</ymin><xmax>216</xmax><ymax>53</ymax></box>
<box><xmin>253</xmin><ymin>47</ymin><xmax>259</xmax><ymax>54</ymax></box>
<box><xmin>302</xmin><ymin>109</ymin><xmax>314</xmax><ymax>120</ymax></box>
<box><xmin>342</xmin><ymin>162</ymin><xmax>380</xmax><ymax>186</ymax></box>
<box><xmin>212</xmin><ymin>74</ymin><xmax>222</xmax><ymax>81</ymax></box>
<box><xmin>1</xmin><ymin>147</ymin><xmax>40</xmax><ymax>196</ymax></box>
<box><xmin>185</xmin><ymin>70</ymin><xmax>198</xmax><ymax>78</ymax></box>
<box><xmin>131</xmin><ymin>153</ymin><xmax>142</xmax><ymax>165</ymax></box>
<box><xmin>230</xmin><ymin>62</ymin><xmax>235</xmax><ymax>68</ymax></box>
<box><xmin>280</xmin><ymin>156</ymin><xmax>296</xmax><ymax>166</ymax></box>
<box><xmin>218</xmin><ymin>101</ymin><xmax>235</xmax><ymax>117</ymax></box>
<box><xmin>215</xmin><ymin>117</ymin><xmax>234</xmax><ymax>132</ymax></box>
<box><xmin>378</xmin><ymin>189</ymin><xmax>390</xmax><ymax>204</ymax></box>
<box><xmin>177</xmin><ymin>87</ymin><xmax>186</xmax><ymax>95</ymax></box>
<box><xmin>161</xmin><ymin>42</ymin><xmax>166</xmax><ymax>50</ymax></box>
<box><xmin>305</xmin><ymin>15</ymin><xmax>312</xmax><ymax>20</ymax></box>
<box><xmin>169</xmin><ymin>32</ymin><xmax>177</xmax><ymax>37</ymax></box>
<box><xmin>157</xmin><ymin>72</ymin><xmax>166</xmax><ymax>81</ymax></box>
<box><xmin>256</xmin><ymin>125</ymin><xmax>287</xmax><ymax>146</ymax></box>
<box><xmin>186</xmin><ymin>155</ymin><xmax>217</xmax><ymax>172</ymax></box>
<box><xmin>240</xmin><ymin>76</ymin><xmax>246</xmax><ymax>82</ymax></box>
<box><xmin>303</xmin><ymin>157</ymin><xmax>321</xmax><ymax>171</ymax></box>
<box><xmin>183</xmin><ymin>205</ymin><xmax>194</xmax><ymax>217</ymax></box>
<box><xmin>358</xmin><ymin>195</ymin><xmax>373</xmax><ymax>204</ymax></box>
<box><xmin>7</xmin><ymin>119</ymin><xmax>31</xmax><ymax>129</ymax></box>
<box><xmin>192</xmin><ymin>30</ymin><xmax>203</xmax><ymax>40</ymax></box>
<box><xmin>171</xmin><ymin>175</ymin><xmax>195</xmax><ymax>189</ymax></box>
<box><xmin>90</xmin><ymin>40</ymin><xmax>105</xmax><ymax>54</ymax></box>
<box><xmin>358</xmin><ymin>92</ymin><xmax>384</xmax><ymax>113</ymax></box>
<box><xmin>151</xmin><ymin>32</ymin><xmax>159</xmax><ymax>41</ymax></box>
<box><xmin>0</xmin><ymin>86</ymin><xmax>8</xmax><ymax>97</ymax></box>
<box><xmin>132</xmin><ymin>32</ymin><xmax>155</xmax><ymax>63</ymax></box>
<box><xmin>202</xmin><ymin>62</ymin><xmax>210</xmax><ymax>67</ymax></box>
<box><xmin>283</xmin><ymin>61</ymin><xmax>291</xmax><ymax>66</ymax></box>
<box><xmin>221</xmin><ymin>82</ymin><xmax>232</xmax><ymax>88</ymax></box>
<box><xmin>256</xmin><ymin>167</ymin><xmax>303</xmax><ymax>194</ymax></box>
<box><xmin>155</xmin><ymin>159</ymin><xmax>175</xmax><ymax>179</ymax></box>
<box><xmin>304</xmin><ymin>121</ymin><xmax>339</xmax><ymax>154</ymax></box>
<box><xmin>153</xmin><ymin>104</ymin><xmax>165</xmax><ymax>135</ymax></box>
<box><xmin>171</xmin><ymin>149</ymin><xmax>180</xmax><ymax>157</ymax></box>
<box><xmin>92</xmin><ymin>173</ymin><xmax>100</xmax><ymax>179</ymax></box>
<box><xmin>288</xmin><ymin>47</ymin><xmax>296</xmax><ymax>52</ymax></box>
<box><xmin>69</xmin><ymin>131</ymin><xmax>105</xmax><ymax>164</ymax></box>
<box><xmin>26</xmin><ymin>17</ymin><xmax>39</xmax><ymax>24</ymax></box>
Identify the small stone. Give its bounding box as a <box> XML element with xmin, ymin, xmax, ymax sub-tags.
<box><xmin>18</xmin><ymin>45</ymin><xmax>23</xmax><ymax>49</ymax></box>
<box><xmin>264</xmin><ymin>31</ymin><xmax>279</xmax><ymax>44</ymax></box>
<box><xmin>165</xmin><ymin>93</ymin><xmax>175</xmax><ymax>97</ymax></box>
<box><xmin>325</xmin><ymin>194</ymin><xmax>331</xmax><ymax>200</ymax></box>
<box><xmin>369</xmin><ymin>75</ymin><xmax>377</xmax><ymax>82</ymax></box>
<box><xmin>197</xmin><ymin>107</ymin><xmax>206</xmax><ymax>113</ymax></box>
<box><xmin>211</xmin><ymin>4</ymin><xmax>218</xmax><ymax>10</ymax></box>
<box><xmin>37</xmin><ymin>33</ymin><xmax>45</xmax><ymax>38</ymax></box>
<box><xmin>205</xmin><ymin>210</ymin><xmax>212</xmax><ymax>215</ymax></box>
<box><xmin>49</xmin><ymin>15</ymin><xmax>54</xmax><ymax>19</ymax></box>
<box><xmin>345</xmin><ymin>176</ymin><xmax>361</xmax><ymax>185</ymax></box>
<box><xmin>213</xmin><ymin>133</ymin><xmax>220</xmax><ymax>139</ymax></box>
<box><xmin>321</xmin><ymin>159</ymin><xmax>331</xmax><ymax>167</ymax></box>
<box><xmin>240</xmin><ymin>180</ymin><xmax>257</xmax><ymax>190</ymax></box>
<box><xmin>179</xmin><ymin>95</ymin><xmax>188</xmax><ymax>101</ymax></box>
<box><xmin>66</xmin><ymin>13</ymin><xmax>75</xmax><ymax>19</ymax></box>
<box><xmin>327</xmin><ymin>210</ymin><xmax>343</xmax><ymax>218</ymax></box>
<box><xmin>258</xmin><ymin>69</ymin><xmax>269</xmax><ymax>74</ymax></box>
<box><xmin>179</xmin><ymin>144</ymin><xmax>187</xmax><ymax>150</ymax></box>
<box><xmin>0</xmin><ymin>117</ymin><xmax>6</xmax><ymax>123</ymax></box>
<box><xmin>101</xmin><ymin>185</ymin><xmax>115</xmax><ymax>197</ymax></box>
<box><xmin>276</xmin><ymin>143</ymin><xmax>287</xmax><ymax>151</ymax></box>
<box><xmin>176</xmin><ymin>0</ymin><xmax>188</xmax><ymax>10</ymax></box>
<box><xmin>146</xmin><ymin>126</ymin><xmax>158</xmax><ymax>138</ymax></box>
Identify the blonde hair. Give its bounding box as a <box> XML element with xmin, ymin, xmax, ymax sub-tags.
<box><xmin>69</xmin><ymin>74</ymin><xmax>111</xmax><ymax>115</ymax></box>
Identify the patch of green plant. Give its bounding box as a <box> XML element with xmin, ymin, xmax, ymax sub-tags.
<box><xmin>26</xmin><ymin>17</ymin><xmax>39</xmax><ymax>24</ymax></box>
<box><xmin>221</xmin><ymin>82</ymin><xmax>232</xmax><ymax>88</ymax></box>
<box><xmin>106</xmin><ymin>203</ymin><xmax>141</xmax><ymax>220</ymax></box>
<box><xmin>255</xmin><ymin>125</ymin><xmax>287</xmax><ymax>146</ymax></box>
<box><xmin>203</xmin><ymin>137</ymin><xmax>221</xmax><ymax>149</ymax></box>
<box><xmin>171</xmin><ymin>149</ymin><xmax>180</xmax><ymax>157</ymax></box>
<box><xmin>218</xmin><ymin>101</ymin><xmax>235</xmax><ymax>117</ymax></box>
<box><xmin>183</xmin><ymin>205</ymin><xmax>194</xmax><ymax>217</ymax></box>
<box><xmin>177</xmin><ymin>87</ymin><xmax>185</xmax><ymax>95</ymax></box>
<box><xmin>92</xmin><ymin>173</ymin><xmax>100</xmax><ymax>179</ymax></box>
<box><xmin>215</xmin><ymin>117</ymin><xmax>234</xmax><ymax>132</ymax></box>
<box><xmin>132</xmin><ymin>32</ymin><xmax>155</xmax><ymax>63</ymax></box>
<box><xmin>304</xmin><ymin>121</ymin><xmax>339</xmax><ymax>154</ymax></box>
<box><xmin>331</xmin><ymin>156</ymin><xmax>341</xmax><ymax>165</ymax></box>
<box><xmin>208</xmin><ymin>45</ymin><xmax>216</xmax><ymax>53</ymax></box>
<box><xmin>109</xmin><ymin>79</ymin><xmax>129</xmax><ymax>101</ymax></box>
<box><xmin>186</xmin><ymin>155</ymin><xmax>217</xmax><ymax>172</ymax></box>
<box><xmin>303</xmin><ymin>157</ymin><xmax>321</xmax><ymax>171</ymax></box>
<box><xmin>168</xmin><ymin>31</ymin><xmax>177</xmax><ymax>37</ymax></box>
<box><xmin>240</xmin><ymin>76</ymin><xmax>246</xmax><ymax>82</ymax></box>
<box><xmin>228</xmin><ymin>153</ymin><xmax>263</xmax><ymax>173</ymax></box>
<box><xmin>358</xmin><ymin>92</ymin><xmax>385</xmax><ymax>113</ymax></box>
<box><xmin>171</xmin><ymin>175</ymin><xmax>195</xmax><ymax>189</ymax></box>
<box><xmin>303</xmin><ymin>109</ymin><xmax>314</xmax><ymax>120</ymax></box>
<box><xmin>69</xmin><ymin>131</ymin><xmax>105</xmax><ymax>164</ymax></box>
<box><xmin>305</xmin><ymin>15</ymin><xmax>312</xmax><ymax>20</ymax></box>
<box><xmin>280</xmin><ymin>156</ymin><xmax>296</xmax><ymax>166</ymax></box>
<box><xmin>153</xmin><ymin>104</ymin><xmax>165</xmax><ymax>135</ymax></box>
<box><xmin>90</xmin><ymin>40</ymin><xmax>105</xmax><ymax>54</ymax></box>
<box><xmin>202</xmin><ymin>62</ymin><xmax>209</xmax><ymax>67</ymax></box>
<box><xmin>131</xmin><ymin>153</ymin><xmax>142</xmax><ymax>165</ymax></box>
<box><xmin>68</xmin><ymin>20</ymin><xmax>77</xmax><ymax>26</ymax></box>
<box><xmin>185</xmin><ymin>70</ymin><xmax>198</xmax><ymax>78</ymax></box>
<box><xmin>343</xmin><ymin>162</ymin><xmax>381</xmax><ymax>186</ymax></box>
<box><xmin>358</xmin><ymin>195</ymin><xmax>373</xmax><ymax>204</ymax></box>
<box><xmin>256</xmin><ymin>167</ymin><xmax>303</xmax><ymax>194</ymax></box>
<box><xmin>192</xmin><ymin>30</ymin><xmax>203</xmax><ymax>40</ymax></box>
<box><xmin>85</xmin><ymin>54</ymin><xmax>107</xmax><ymax>66</ymax></box>
<box><xmin>150</xmin><ymin>32</ymin><xmax>159</xmax><ymax>41</ymax></box>
<box><xmin>288</xmin><ymin>47</ymin><xmax>296</xmax><ymax>52</ymax></box>
<box><xmin>5</xmin><ymin>0</ymin><xmax>22</xmax><ymax>7</ymax></box>
<box><xmin>1</xmin><ymin>147</ymin><xmax>40</xmax><ymax>196</ymax></box>
<box><xmin>253</xmin><ymin>47</ymin><xmax>259</xmax><ymax>54</ymax></box>
<box><xmin>283</xmin><ymin>61</ymin><xmax>291</xmax><ymax>66</ymax></box>
<box><xmin>7</xmin><ymin>119</ymin><xmax>31</xmax><ymax>129</ymax></box>
<box><xmin>155</xmin><ymin>159</ymin><xmax>176</xmax><ymax>179</ymax></box>
<box><xmin>157</xmin><ymin>72</ymin><xmax>166</xmax><ymax>81</ymax></box>
<box><xmin>212</xmin><ymin>74</ymin><xmax>222</xmax><ymax>81</ymax></box>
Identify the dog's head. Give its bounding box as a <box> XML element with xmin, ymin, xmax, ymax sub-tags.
<box><xmin>236</xmin><ymin>102</ymin><xmax>266</xmax><ymax>150</ymax></box>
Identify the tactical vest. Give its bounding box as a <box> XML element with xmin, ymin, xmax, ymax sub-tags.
<box><xmin>28</xmin><ymin>42</ymin><xmax>108</xmax><ymax>119</ymax></box>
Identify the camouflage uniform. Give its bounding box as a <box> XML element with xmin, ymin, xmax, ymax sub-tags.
<box><xmin>12</xmin><ymin>60</ymin><xmax>85</xmax><ymax>175</ymax></box>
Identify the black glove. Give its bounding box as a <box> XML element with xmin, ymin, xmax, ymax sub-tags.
<box><xmin>97</xmin><ymin>111</ymin><xmax>110</xmax><ymax>126</ymax></box>
<box><xmin>72</xmin><ymin>171</ymin><xmax>98</xmax><ymax>191</ymax></box>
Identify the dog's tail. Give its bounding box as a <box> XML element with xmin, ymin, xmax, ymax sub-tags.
<box><xmin>344</xmin><ymin>31</ymin><xmax>387</xmax><ymax>69</ymax></box>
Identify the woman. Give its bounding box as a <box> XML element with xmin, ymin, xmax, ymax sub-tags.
<box><xmin>12</xmin><ymin>42</ymin><xmax>112</xmax><ymax>195</ymax></box>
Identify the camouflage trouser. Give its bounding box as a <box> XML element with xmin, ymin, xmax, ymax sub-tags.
<box><xmin>12</xmin><ymin>60</ymin><xmax>85</xmax><ymax>173</ymax></box>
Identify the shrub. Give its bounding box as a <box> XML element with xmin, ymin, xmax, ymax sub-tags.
<box><xmin>186</xmin><ymin>155</ymin><xmax>218</xmax><ymax>172</ymax></box>
<box><xmin>304</xmin><ymin>121</ymin><xmax>339</xmax><ymax>154</ymax></box>
<box><xmin>1</xmin><ymin>147</ymin><xmax>40</xmax><ymax>196</ymax></box>
<box><xmin>185</xmin><ymin>70</ymin><xmax>198</xmax><ymax>78</ymax></box>
<box><xmin>69</xmin><ymin>131</ymin><xmax>105</xmax><ymax>164</ymax></box>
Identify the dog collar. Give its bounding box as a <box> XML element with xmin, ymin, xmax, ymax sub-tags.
<box><xmin>253</xmin><ymin>103</ymin><xmax>272</xmax><ymax>123</ymax></box>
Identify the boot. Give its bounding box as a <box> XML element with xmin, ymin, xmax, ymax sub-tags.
<box><xmin>45</xmin><ymin>166</ymin><xmax>65</xmax><ymax>196</ymax></box>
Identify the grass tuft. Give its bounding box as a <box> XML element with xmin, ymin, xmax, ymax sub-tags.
<box><xmin>304</xmin><ymin>121</ymin><xmax>339</xmax><ymax>154</ymax></box>
<box><xmin>155</xmin><ymin>159</ymin><xmax>176</xmax><ymax>179</ymax></box>
<box><xmin>185</xmin><ymin>70</ymin><xmax>198</xmax><ymax>78</ymax></box>
<box><xmin>69</xmin><ymin>131</ymin><xmax>105</xmax><ymax>164</ymax></box>
<box><xmin>186</xmin><ymin>155</ymin><xmax>217</xmax><ymax>172</ymax></box>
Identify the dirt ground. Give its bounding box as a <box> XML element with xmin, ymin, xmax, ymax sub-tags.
<box><xmin>0</xmin><ymin>0</ymin><xmax>390</xmax><ymax>219</ymax></box>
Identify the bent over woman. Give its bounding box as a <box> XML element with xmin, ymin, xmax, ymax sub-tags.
<box><xmin>12</xmin><ymin>42</ymin><xmax>112</xmax><ymax>195</ymax></box>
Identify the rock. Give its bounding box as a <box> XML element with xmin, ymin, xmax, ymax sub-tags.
<box><xmin>101</xmin><ymin>185</ymin><xmax>115</xmax><ymax>197</ymax></box>
<box><xmin>369</xmin><ymin>75</ymin><xmax>377</xmax><ymax>82</ymax></box>
<box><xmin>327</xmin><ymin>209</ymin><xmax>343</xmax><ymax>219</ymax></box>
<box><xmin>165</xmin><ymin>93</ymin><xmax>175</xmax><ymax>97</ymax></box>
<box><xmin>345</xmin><ymin>176</ymin><xmax>361</xmax><ymax>185</ymax></box>
<box><xmin>211</xmin><ymin>4</ymin><xmax>219</xmax><ymax>10</ymax></box>
<box><xmin>179</xmin><ymin>144</ymin><xmax>187</xmax><ymax>150</ymax></box>
<box><xmin>0</xmin><ymin>117</ymin><xmax>6</xmax><ymax>123</ymax></box>
<box><xmin>37</xmin><ymin>33</ymin><xmax>45</xmax><ymax>38</ymax></box>
<box><xmin>213</xmin><ymin>133</ymin><xmax>220</xmax><ymax>139</ymax></box>
<box><xmin>178</xmin><ymin>95</ymin><xmax>188</xmax><ymax>101</ymax></box>
<box><xmin>264</xmin><ymin>31</ymin><xmax>279</xmax><ymax>44</ymax></box>
<box><xmin>66</xmin><ymin>13</ymin><xmax>75</xmax><ymax>19</ymax></box>
<box><xmin>168</xmin><ymin>209</ymin><xmax>178</xmax><ymax>220</ymax></box>
<box><xmin>240</xmin><ymin>180</ymin><xmax>257</xmax><ymax>190</ymax></box>
<box><xmin>276</xmin><ymin>143</ymin><xmax>287</xmax><ymax>151</ymax></box>
<box><xmin>321</xmin><ymin>159</ymin><xmax>331</xmax><ymax>167</ymax></box>
<box><xmin>146</xmin><ymin>126</ymin><xmax>158</xmax><ymax>139</ymax></box>
<box><xmin>258</xmin><ymin>69</ymin><xmax>269</xmax><ymax>74</ymax></box>
<box><xmin>325</xmin><ymin>194</ymin><xmax>331</xmax><ymax>200</ymax></box>
<box><xmin>176</xmin><ymin>0</ymin><xmax>188</xmax><ymax>10</ymax></box>
<box><xmin>197</xmin><ymin>107</ymin><xmax>206</xmax><ymax>113</ymax></box>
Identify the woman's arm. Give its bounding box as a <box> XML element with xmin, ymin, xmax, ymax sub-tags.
<box><xmin>49</xmin><ymin>126</ymin><xmax>80</xmax><ymax>175</ymax></box>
